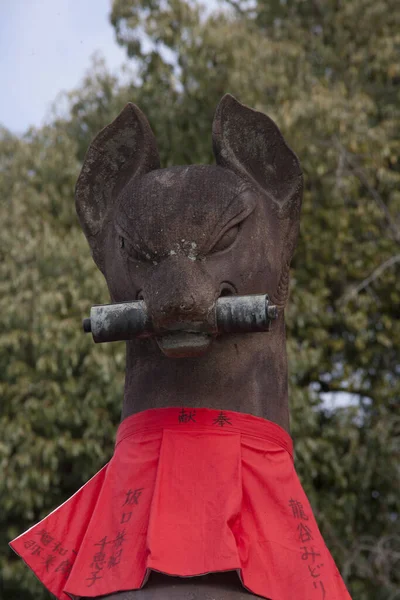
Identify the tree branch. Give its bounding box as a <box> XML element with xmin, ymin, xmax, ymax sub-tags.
<box><xmin>332</xmin><ymin>137</ymin><xmax>400</xmax><ymax>244</ymax></box>
<box><xmin>220</xmin><ymin>0</ymin><xmax>253</xmax><ymax>17</ymax></box>
<box><xmin>339</xmin><ymin>253</ymin><xmax>400</xmax><ymax>304</ymax></box>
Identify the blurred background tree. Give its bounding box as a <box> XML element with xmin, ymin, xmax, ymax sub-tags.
<box><xmin>1</xmin><ymin>1</ymin><xmax>399</xmax><ymax>598</ymax></box>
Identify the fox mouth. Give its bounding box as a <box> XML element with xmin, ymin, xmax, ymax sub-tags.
<box><xmin>83</xmin><ymin>294</ymin><xmax>277</xmax><ymax>349</ymax></box>
<box><xmin>156</xmin><ymin>332</ymin><xmax>213</xmax><ymax>358</ymax></box>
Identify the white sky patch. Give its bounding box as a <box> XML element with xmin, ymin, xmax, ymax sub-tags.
<box><xmin>0</xmin><ymin>0</ymin><xmax>126</xmax><ymax>133</ymax></box>
<box><xmin>320</xmin><ymin>392</ymin><xmax>361</xmax><ymax>411</ymax></box>
<box><xmin>1</xmin><ymin>0</ymin><xmax>221</xmax><ymax>134</ymax></box>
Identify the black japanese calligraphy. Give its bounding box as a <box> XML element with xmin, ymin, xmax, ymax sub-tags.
<box><xmin>55</xmin><ymin>558</ymin><xmax>73</xmax><ymax>576</ymax></box>
<box><xmin>178</xmin><ymin>408</ymin><xmax>196</xmax><ymax>423</ymax></box>
<box><xmin>120</xmin><ymin>511</ymin><xmax>132</xmax><ymax>524</ymax></box>
<box><xmin>35</xmin><ymin>529</ymin><xmax>54</xmax><ymax>546</ymax></box>
<box><xmin>86</xmin><ymin>536</ymin><xmax>110</xmax><ymax>587</ymax></box>
<box><xmin>123</xmin><ymin>488</ymin><xmax>143</xmax><ymax>506</ymax></box>
<box><xmin>23</xmin><ymin>540</ymin><xmax>43</xmax><ymax>556</ymax></box>
<box><xmin>212</xmin><ymin>411</ymin><xmax>232</xmax><ymax>427</ymax></box>
<box><xmin>86</xmin><ymin>570</ymin><xmax>102</xmax><ymax>587</ymax></box>
<box><xmin>313</xmin><ymin>580</ymin><xmax>326</xmax><ymax>599</ymax></box>
<box><xmin>27</xmin><ymin>530</ymin><xmax>77</xmax><ymax>576</ymax></box>
<box><xmin>84</xmin><ymin>486</ymin><xmax>144</xmax><ymax>586</ymax></box>
<box><xmin>91</xmin><ymin>536</ymin><xmax>109</xmax><ymax>571</ymax></box>
<box><xmin>107</xmin><ymin>552</ymin><xmax>122</xmax><ymax>568</ymax></box>
<box><xmin>289</xmin><ymin>499</ymin><xmax>328</xmax><ymax>597</ymax></box>
<box><xmin>297</xmin><ymin>523</ymin><xmax>313</xmax><ymax>543</ymax></box>
<box><xmin>301</xmin><ymin>546</ymin><xmax>321</xmax><ymax>563</ymax></box>
<box><xmin>53</xmin><ymin>541</ymin><xmax>68</xmax><ymax>556</ymax></box>
<box><xmin>112</xmin><ymin>530</ymin><xmax>127</xmax><ymax>550</ymax></box>
<box><xmin>308</xmin><ymin>563</ymin><xmax>324</xmax><ymax>578</ymax></box>
<box><xmin>289</xmin><ymin>498</ymin><xmax>309</xmax><ymax>520</ymax></box>
<box><xmin>107</xmin><ymin>530</ymin><xmax>127</xmax><ymax>570</ymax></box>
<box><xmin>42</xmin><ymin>554</ymin><xmax>57</xmax><ymax>572</ymax></box>
<box><xmin>94</xmin><ymin>536</ymin><xmax>110</xmax><ymax>552</ymax></box>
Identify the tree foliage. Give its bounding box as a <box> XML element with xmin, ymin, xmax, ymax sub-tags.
<box><xmin>1</xmin><ymin>1</ymin><xmax>399</xmax><ymax>598</ymax></box>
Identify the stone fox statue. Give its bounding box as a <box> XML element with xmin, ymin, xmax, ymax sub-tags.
<box><xmin>10</xmin><ymin>96</ymin><xmax>352</xmax><ymax>600</ymax></box>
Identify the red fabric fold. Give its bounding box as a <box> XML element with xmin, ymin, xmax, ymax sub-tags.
<box><xmin>10</xmin><ymin>407</ymin><xmax>351</xmax><ymax>599</ymax></box>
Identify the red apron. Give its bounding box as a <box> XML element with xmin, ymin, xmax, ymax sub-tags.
<box><xmin>10</xmin><ymin>407</ymin><xmax>351</xmax><ymax>599</ymax></box>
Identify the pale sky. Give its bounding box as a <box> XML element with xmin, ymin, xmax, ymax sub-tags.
<box><xmin>0</xmin><ymin>0</ymin><xmax>127</xmax><ymax>133</ymax></box>
<box><xmin>0</xmin><ymin>0</ymin><xmax>221</xmax><ymax>135</ymax></box>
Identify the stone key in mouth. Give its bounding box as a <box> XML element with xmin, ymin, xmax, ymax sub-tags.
<box><xmin>83</xmin><ymin>295</ymin><xmax>278</xmax><ymax>357</ymax></box>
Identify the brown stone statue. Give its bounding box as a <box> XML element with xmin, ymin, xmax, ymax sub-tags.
<box><xmin>10</xmin><ymin>95</ymin><xmax>352</xmax><ymax>600</ymax></box>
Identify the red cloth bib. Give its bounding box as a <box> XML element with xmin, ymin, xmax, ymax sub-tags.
<box><xmin>10</xmin><ymin>407</ymin><xmax>351</xmax><ymax>599</ymax></box>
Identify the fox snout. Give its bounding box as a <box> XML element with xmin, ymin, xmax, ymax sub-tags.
<box><xmin>141</xmin><ymin>255</ymin><xmax>218</xmax><ymax>334</ymax></box>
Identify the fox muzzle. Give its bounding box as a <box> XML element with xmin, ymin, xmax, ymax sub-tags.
<box><xmin>83</xmin><ymin>295</ymin><xmax>278</xmax><ymax>344</ymax></box>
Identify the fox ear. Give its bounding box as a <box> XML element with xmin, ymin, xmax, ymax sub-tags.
<box><xmin>212</xmin><ymin>94</ymin><xmax>303</xmax><ymax>307</ymax></box>
<box><xmin>212</xmin><ymin>94</ymin><xmax>303</xmax><ymax>218</ymax></box>
<box><xmin>75</xmin><ymin>103</ymin><xmax>160</xmax><ymax>269</ymax></box>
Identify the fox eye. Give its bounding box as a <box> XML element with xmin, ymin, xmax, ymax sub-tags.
<box><xmin>119</xmin><ymin>236</ymin><xmax>142</xmax><ymax>261</ymax></box>
<box><xmin>210</xmin><ymin>224</ymin><xmax>240</xmax><ymax>254</ymax></box>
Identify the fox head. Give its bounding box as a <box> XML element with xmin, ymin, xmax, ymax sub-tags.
<box><xmin>75</xmin><ymin>95</ymin><xmax>303</xmax><ymax>358</ymax></box>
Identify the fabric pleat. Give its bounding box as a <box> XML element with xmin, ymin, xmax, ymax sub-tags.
<box><xmin>10</xmin><ymin>407</ymin><xmax>351</xmax><ymax>600</ymax></box>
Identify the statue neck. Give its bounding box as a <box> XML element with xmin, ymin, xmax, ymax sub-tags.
<box><xmin>121</xmin><ymin>315</ymin><xmax>290</xmax><ymax>432</ymax></box>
